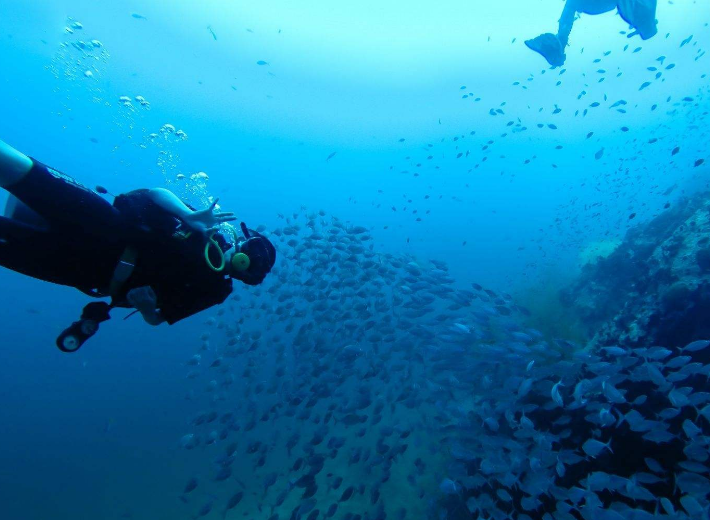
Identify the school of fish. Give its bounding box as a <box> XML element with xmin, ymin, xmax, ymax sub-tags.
<box><xmin>174</xmin><ymin>209</ymin><xmax>710</xmax><ymax>520</ymax></box>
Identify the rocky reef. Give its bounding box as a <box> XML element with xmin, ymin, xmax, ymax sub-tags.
<box><xmin>563</xmin><ymin>191</ymin><xmax>710</xmax><ymax>350</ymax></box>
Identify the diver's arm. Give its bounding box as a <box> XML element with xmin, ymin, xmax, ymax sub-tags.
<box><xmin>0</xmin><ymin>139</ymin><xmax>33</xmax><ymax>188</ymax></box>
<box><xmin>146</xmin><ymin>188</ymin><xmax>195</xmax><ymax>219</ymax></box>
<box><xmin>145</xmin><ymin>188</ymin><xmax>236</xmax><ymax>234</ymax></box>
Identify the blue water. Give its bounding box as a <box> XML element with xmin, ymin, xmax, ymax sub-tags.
<box><xmin>0</xmin><ymin>1</ymin><xmax>709</xmax><ymax>519</ymax></box>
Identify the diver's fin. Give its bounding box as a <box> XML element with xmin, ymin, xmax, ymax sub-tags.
<box><xmin>524</xmin><ymin>33</ymin><xmax>567</xmax><ymax>67</ymax></box>
<box><xmin>617</xmin><ymin>0</ymin><xmax>658</xmax><ymax>40</ymax></box>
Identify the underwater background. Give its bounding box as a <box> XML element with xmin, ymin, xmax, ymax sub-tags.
<box><xmin>1</xmin><ymin>1</ymin><xmax>710</xmax><ymax>519</ymax></box>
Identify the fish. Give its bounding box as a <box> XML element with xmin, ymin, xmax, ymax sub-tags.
<box><xmin>582</xmin><ymin>438</ymin><xmax>613</xmax><ymax>458</ymax></box>
<box><xmin>551</xmin><ymin>381</ymin><xmax>564</xmax><ymax>407</ymax></box>
<box><xmin>183</xmin><ymin>476</ymin><xmax>198</xmax><ymax>494</ymax></box>
<box><xmin>339</xmin><ymin>486</ymin><xmax>355</xmax><ymax>502</ymax></box>
<box><xmin>194</xmin><ymin>502</ymin><xmax>212</xmax><ymax>518</ymax></box>
<box><xmin>682</xmin><ymin>340</ymin><xmax>710</xmax><ymax>352</ymax></box>
<box><xmin>439</xmin><ymin>479</ymin><xmax>460</xmax><ymax>495</ymax></box>
<box><xmin>222</xmin><ymin>491</ymin><xmax>243</xmax><ymax>518</ymax></box>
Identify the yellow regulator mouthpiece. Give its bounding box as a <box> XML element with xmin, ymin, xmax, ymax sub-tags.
<box><xmin>231</xmin><ymin>252</ymin><xmax>251</xmax><ymax>272</ymax></box>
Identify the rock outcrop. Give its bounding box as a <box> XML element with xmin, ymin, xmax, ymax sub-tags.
<box><xmin>563</xmin><ymin>192</ymin><xmax>710</xmax><ymax>349</ymax></box>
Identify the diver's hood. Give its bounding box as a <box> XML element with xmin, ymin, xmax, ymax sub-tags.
<box><xmin>232</xmin><ymin>223</ymin><xmax>276</xmax><ymax>286</ymax></box>
<box><xmin>617</xmin><ymin>0</ymin><xmax>658</xmax><ymax>40</ymax></box>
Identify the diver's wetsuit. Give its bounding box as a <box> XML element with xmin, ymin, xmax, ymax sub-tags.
<box><xmin>0</xmin><ymin>159</ymin><xmax>232</xmax><ymax>324</ymax></box>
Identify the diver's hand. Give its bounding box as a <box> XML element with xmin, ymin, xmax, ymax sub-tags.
<box><xmin>127</xmin><ymin>286</ymin><xmax>157</xmax><ymax>313</ymax></box>
<box><xmin>127</xmin><ymin>287</ymin><xmax>164</xmax><ymax>326</ymax></box>
<box><xmin>181</xmin><ymin>198</ymin><xmax>236</xmax><ymax>235</ymax></box>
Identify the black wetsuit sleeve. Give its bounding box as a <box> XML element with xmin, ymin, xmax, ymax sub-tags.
<box><xmin>157</xmin><ymin>278</ymin><xmax>233</xmax><ymax>325</ymax></box>
<box><xmin>114</xmin><ymin>189</ymin><xmax>184</xmax><ymax>236</ymax></box>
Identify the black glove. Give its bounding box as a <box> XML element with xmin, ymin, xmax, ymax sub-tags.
<box><xmin>81</xmin><ymin>302</ymin><xmax>112</xmax><ymax>322</ymax></box>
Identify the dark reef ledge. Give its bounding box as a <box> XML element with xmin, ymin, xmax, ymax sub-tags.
<box><xmin>563</xmin><ymin>191</ymin><xmax>710</xmax><ymax>349</ymax></box>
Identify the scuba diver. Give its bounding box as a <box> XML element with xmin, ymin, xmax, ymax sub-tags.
<box><xmin>0</xmin><ymin>139</ymin><xmax>276</xmax><ymax>352</ymax></box>
<box><xmin>525</xmin><ymin>0</ymin><xmax>658</xmax><ymax>67</ymax></box>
